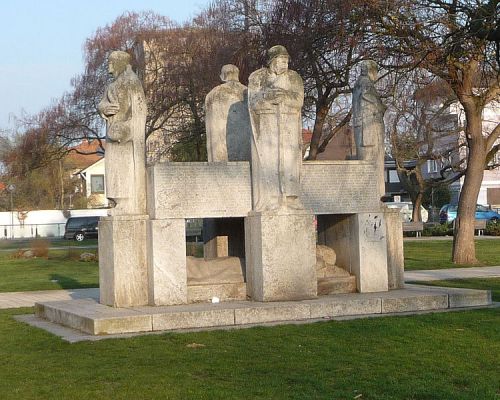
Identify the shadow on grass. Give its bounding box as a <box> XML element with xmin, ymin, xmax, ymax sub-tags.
<box><xmin>49</xmin><ymin>274</ymin><xmax>99</xmax><ymax>291</ymax></box>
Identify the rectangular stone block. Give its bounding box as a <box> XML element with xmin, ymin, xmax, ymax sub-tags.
<box><xmin>187</xmin><ymin>283</ymin><xmax>247</xmax><ymax>303</ymax></box>
<box><xmin>147</xmin><ymin>219</ymin><xmax>187</xmax><ymax>306</ymax></box>
<box><xmin>317</xmin><ymin>276</ymin><xmax>357</xmax><ymax>295</ymax></box>
<box><xmin>384</xmin><ymin>208</ymin><xmax>405</xmax><ymax>289</ymax></box>
<box><xmin>407</xmin><ymin>284</ymin><xmax>492</xmax><ymax>308</ymax></box>
<box><xmin>382</xmin><ymin>294</ymin><xmax>448</xmax><ymax>313</ymax></box>
<box><xmin>309</xmin><ymin>297</ymin><xmax>381</xmax><ymax>318</ymax></box>
<box><xmin>152</xmin><ymin>308</ymin><xmax>235</xmax><ymax>330</ymax></box>
<box><xmin>147</xmin><ymin>162</ymin><xmax>252</xmax><ymax>219</ymax></box>
<box><xmin>245</xmin><ymin>211</ymin><xmax>317</xmax><ymax>301</ymax></box>
<box><xmin>234</xmin><ymin>303</ymin><xmax>310</xmax><ymax>325</ymax></box>
<box><xmin>99</xmin><ymin>215</ymin><xmax>149</xmax><ymax>307</ymax></box>
<box><xmin>301</xmin><ymin>161</ymin><xmax>379</xmax><ymax>214</ymax></box>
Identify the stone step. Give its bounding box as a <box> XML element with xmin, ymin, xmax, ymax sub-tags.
<box><xmin>317</xmin><ymin>276</ymin><xmax>357</xmax><ymax>295</ymax></box>
<box><xmin>34</xmin><ymin>286</ymin><xmax>492</xmax><ymax>337</ymax></box>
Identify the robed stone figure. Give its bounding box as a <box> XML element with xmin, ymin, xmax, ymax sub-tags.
<box><xmin>205</xmin><ymin>64</ymin><xmax>251</xmax><ymax>162</ymax></box>
<box><xmin>248</xmin><ymin>45</ymin><xmax>304</xmax><ymax>211</ymax></box>
<box><xmin>98</xmin><ymin>51</ymin><xmax>147</xmax><ymax>215</ymax></box>
<box><xmin>352</xmin><ymin>60</ymin><xmax>387</xmax><ymax>200</ymax></box>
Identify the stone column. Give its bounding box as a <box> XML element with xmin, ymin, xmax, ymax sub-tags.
<box><xmin>245</xmin><ymin>210</ymin><xmax>317</xmax><ymax>301</ymax></box>
<box><xmin>384</xmin><ymin>208</ymin><xmax>405</xmax><ymax>289</ymax></box>
<box><xmin>99</xmin><ymin>215</ymin><xmax>149</xmax><ymax>307</ymax></box>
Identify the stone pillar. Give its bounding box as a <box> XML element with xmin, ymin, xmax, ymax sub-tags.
<box><xmin>384</xmin><ymin>208</ymin><xmax>405</xmax><ymax>289</ymax></box>
<box><xmin>245</xmin><ymin>211</ymin><xmax>317</xmax><ymax>301</ymax></box>
<box><xmin>148</xmin><ymin>219</ymin><xmax>187</xmax><ymax>305</ymax></box>
<box><xmin>317</xmin><ymin>213</ymin><xmax>388</xmax><ymax>293</ymax></box>
<box><xmin>99</xmin><ymin>215</ymin><xmax>149</xmax><ymax>307</ymax></box>
<box><xmin>203</xmin><ymin>218</ymin><xmax>245</xmax><ymax>259</ymax></box>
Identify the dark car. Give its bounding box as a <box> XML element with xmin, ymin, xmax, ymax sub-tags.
<box><xmin>439</xmin><ymin>204</ymin><xmax>500</xmax><ymax>224</ymax></box>
<box><xmin>64</xmin><ymin>216</ymin><xmax>100</xmax><ymax>241</ymax></box>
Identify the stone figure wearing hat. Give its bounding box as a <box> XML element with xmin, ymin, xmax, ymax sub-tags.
<box><xmin>352</xmin><ymin>60</ymin><xmax>387</xmax><ymax>199</ymax></box>
<box><xmin>205</xmin><ymin>64</ymin><xmax>251</xmax><ymax>162</ymax></box>
<box><xmin>98</xmin><ymin>50</ymin><xmax>147</xmax><ymax>215</ymax></box>
<box><xmin>248</xmin><ymin>45</ymin><xmax>305</xmax><ymax>211</ymax></box>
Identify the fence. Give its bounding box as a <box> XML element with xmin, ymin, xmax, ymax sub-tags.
<box><xmin>0</xmin><ymin>223</ymin><xmax>66</xmax><ymax>240</ymax></box>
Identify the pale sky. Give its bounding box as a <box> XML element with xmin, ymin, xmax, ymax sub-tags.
<box><xmin>0</xmin><ymin>0</ymin><xmax>210</xmax><ymax>130</ymax></box>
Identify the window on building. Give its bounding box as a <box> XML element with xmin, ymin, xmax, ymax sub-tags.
<box><xmin>389</xmin><ymin>170</ymin><xmax>400</xmax><ymax>183</ymax></box>
<box><xmin>427</xmin><ymin>160</ymin><xmax>439</xmax><ymax>173</ymax></box>
<box><xmin>90</xmin><ymin>175</ymin><xmax>105</xmax><ymax>194</ymax></box>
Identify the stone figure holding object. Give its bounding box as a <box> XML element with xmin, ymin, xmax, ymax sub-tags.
<box><xmin>205</xmin><ymin>64</ymin><xmax>251</xmax><ymax>162</ymax></box>
<box><xmin>352</xmin><ymin>60</ymin><xmax>387</xmax><ymax>199</ymax></box>
<box><xmin>98</xmin><ymin>51</ymin><xmax>147</xmax><ymax>215</ymax></box>
<box><xmin>248</xmin><ymin>45</ymin><xmax>304</xmax><ymax>211</ymax></box>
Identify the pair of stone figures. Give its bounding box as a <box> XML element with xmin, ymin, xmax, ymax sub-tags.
<box><xmin>98</xmin><ymin>46</ymin><xmax>386</xmax><ymax>216</ymax></box>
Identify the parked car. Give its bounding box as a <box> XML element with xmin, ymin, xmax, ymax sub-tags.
<box><xmin>64</xmin><ymin>216</ymin><xmax>100</xmax><ymax>241</ymax></box>
<box><xmin>384</xmin><ymin>202</ymin><xmax>428</xmax><ymax>223</ymax></box>
<box><xmin>439</xmin><ymin>204</ymin><xmax>500</xmax><ymax>223</ymax></box>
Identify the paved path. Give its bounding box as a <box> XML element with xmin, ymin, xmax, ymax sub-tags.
<box><xmin>0</xmin><ymin>288</ymin><xmax>99</xmax><ymax>309</ymax></box>
<box><xmin>405</xmin><ymin>266</ymin><xmax>500</xmax><ymax>282</ymax></box>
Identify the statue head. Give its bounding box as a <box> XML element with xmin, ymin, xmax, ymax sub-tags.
<box><xmin>108</xmin><ymin>51</ymin><xmax>131</xmax><ymax>78</ymax></box>
<box><xmin>267</xmin><ymin>45</ymin><xmax>289</xmax><ymax>75</ymax></box>
<box><xmin>360</xmin><ymin>60</ymin><xmax>378</xmax><ymax>82</ymax></box>
<box><xmin>220</xmin><ymin>64</ymin><xmax>240</xmax><ymax>83</ymax></box>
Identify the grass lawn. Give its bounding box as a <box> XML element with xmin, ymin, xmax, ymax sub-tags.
<box><xmin>0</xmin><ymin>307</ymin><xmax>498</xmax><ymax>400</ymax></box>
<box><xmin>411</xmin><ymin>277</ymin><xmax>500</xmax><ymax>302</ymax></box>
<box><xmin>0</xmin><ymin>238</ymin><xmax>97</xmax><ymax>250</ymax></box>
<box><xmin>404</xmin><ymin>239</ymin><xmax>500</xmax><ymax>270</ymax></box>
<box><xmin>0</xmin><ymin>249</ymin><xmax>98</xmax><ymax>292</ymax></box>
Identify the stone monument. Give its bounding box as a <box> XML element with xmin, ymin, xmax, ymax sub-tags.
<box><xmin>352</xmin><ymin>60</ymin><xmax>387</xmax><ymax>200</ymax></box>
<box><xmin>246</xmin><ymin>46</ymin><xmax>317</xmax><ymax>301</ymax></box>
<box><xmin>97</xmin><ymin>51</ymin><xmax>149</xmax><ymax>307</ymax></box>
<box><xmin>248</xmin><ymin>45</ymin><xmax>304</xmax><ymax>211</ymax></box>
<box><xmin>203</xmin><ymin>64</ymin><xmax>251</xmax><ymax>259</ymax></box>
<box><xmin>98</xmin><ymin>51</ymin><xmax>147</xmax><ymax>215</ymax></box>
<box><xmin>205</xmin><ymin>64</ymin><xmax>251</xmax><ymax>162</ymax></box>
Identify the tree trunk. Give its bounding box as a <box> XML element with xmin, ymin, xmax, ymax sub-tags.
<box><xmin>452</xmin><ymin>113</ymin><xmax>485</xmax><ymax>264</ymax></box>
<box><xmin>413</xmin><ymin>192</ymin><xmax>423</xmax><ymax>222</ymax></box>
<box><xmin>307</xmin><ymin>100</ymin><xmax>329</xmax><ymax>160</ymax></box>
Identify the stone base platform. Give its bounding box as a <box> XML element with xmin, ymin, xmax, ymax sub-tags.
<box><xmin>33</xmin><ymin>285</ymin><xmax>492</xmax><ymax>338</ymax></box>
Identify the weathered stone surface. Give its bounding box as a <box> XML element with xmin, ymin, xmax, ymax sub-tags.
<box><xmin>384</xmin><ymin>208</ymin><xmax>405</xmax><ymax>289</ymax></box>
<box><xmin>245</xmin><ymin>211</ymin><xmax>317</xmax><ymax>301</ymax></box>
<box><xmin>147</xmin><ymin>219</ymin><xmax>187</xmax><ymax>306</ymax></box>
<box><xmin>147</xmin><ymin>162</ymin><xmax>251</xmax><ymax>219</ymax></box>
<box><xmin>248</xmin><ymin>45</ymin><xmax>305</xmax><ymax>211</ymax></box>
<box><xmin>205</xmin><ymin>64</ymin><xmax>251</xmax><ymax>162</ymax></box>
<box><xmin>98</xmin><ymin>50</ymin><xmax>147</xmax><ymax>215</ymax></box>
<box><xmin>301</xmin><ymin>161</ymin><xmax>380</xmax><ymax>214</ymax></box>
<box><xmin>405</xmin><ymin>284</ymin><xmax>492</xmax><ymax>308</ymax></box>
<box><xmin>187</xmin><ymin>256</ymin><xmax>245</xmax><ymax>285</ymax></box>
<box><xmin>99</xmin><ymin>215</ymin><xmax>149</xmax><ymax>307</ymax></box>
<box><xmin>309</xmin><ymin>296</ymin><xmax>381</xmax><ymax>318</ymax></box>
<box><xmin>152</xmin><ymin>308</ymin><xmax>235</xmax><ymax>330</ymax></box>
<box><xmin>187</xmin><ymin>283</ymin><xmax>247</xmax><ymax>303</ymax></box>
<box><xmin>352</xmin><ymin>60</ymin><xmax>386</xmax><ymax>199</ymax></box>
<box><xmin>317</xmin><ymin>276</ymin><xmax>357</xmax><ymax>295</ymax></box>
<box><xmin>234</xmin><ymin>303</ymin><xmax>310</xmax><ymax>325</ymax></box>
<box><xmin>381</xmin><ymin>293</ymin><xmax>448</xmax><ymax>313</ymax></box>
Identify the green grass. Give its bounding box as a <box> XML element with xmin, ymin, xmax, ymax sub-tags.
<box><xmin>411</xmin><ymin>278</ymin><xmax>500</xmax><ymax>302</ymax></box>
<box><xmin>404</xmin><ymin>239</ymin><xmax>500</xmax><ymax>270</ymax></box>
<box><xmin>0</xmin><ymin>249</ymin><xmax>98</xmax><ymax>292</ymax></box>
<box><xmin>0</xmin><ymin>307</ymin><xmax>498</xmax><ymax>399</ymax></box>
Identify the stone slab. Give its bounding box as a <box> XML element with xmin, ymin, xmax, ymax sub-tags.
<box><xmin>187</xmin><ymin>283</ymin><xmax>247</xmax><ymax>303</ymax></box>
<box><xmin>234</xmin><ymin>303</ymin><xmax>310</xmax><ymax>325</ymax></box>
<box><xmin>147</xmin><ymin>162</ymin><xmax>252</xmax><ymax>219</ymax></box>
<box><xmin>301</xmin><ymin>161</ymin><xmax>380</xmax><ymax>214</ymax></box>
<box><xmin>317</xmin><ymin>276</ymin><xmax>357</xmax><ymax>295</ymax></box>
<box><xmin>33</xmin><ymin>286</ymin><xmax>492</xmax><ymax>337</ymax></box>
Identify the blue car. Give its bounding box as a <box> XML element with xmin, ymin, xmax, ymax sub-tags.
<box><xmin>439</xmin><ymin>204</ymin><xmax>500</xmax><ymax>223</ymax></box>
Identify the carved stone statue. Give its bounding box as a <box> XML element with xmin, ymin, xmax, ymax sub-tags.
<box><xmin>248</xmin><ymin>45</ymin><xmax>304</xmax><ymax>211</ymax></box>
<box><xmin>98</xmin><ymin>51</ymin><xmax>147</xmax><ymax>215</ymax></box>
<box><xmin>205</xmin><ymin>64</ymin><xmax>251</xmax><ymax>161</ymax></box>
<box><xmin>352</xmin><ymin>60</ymin><xmax>387</xmax><ymax>199</ymax></box>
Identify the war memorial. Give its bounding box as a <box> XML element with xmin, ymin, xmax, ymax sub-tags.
<box><xmin>33</xmin><ymin>48</ymin><xmax>491</xmax><ymax>338</ymax></box>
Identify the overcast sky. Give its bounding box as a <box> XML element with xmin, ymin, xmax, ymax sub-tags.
<box><xmin>0</xmin><ymin>0</ymin><xmax>209</xmax><ymax>130</ymax></box>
